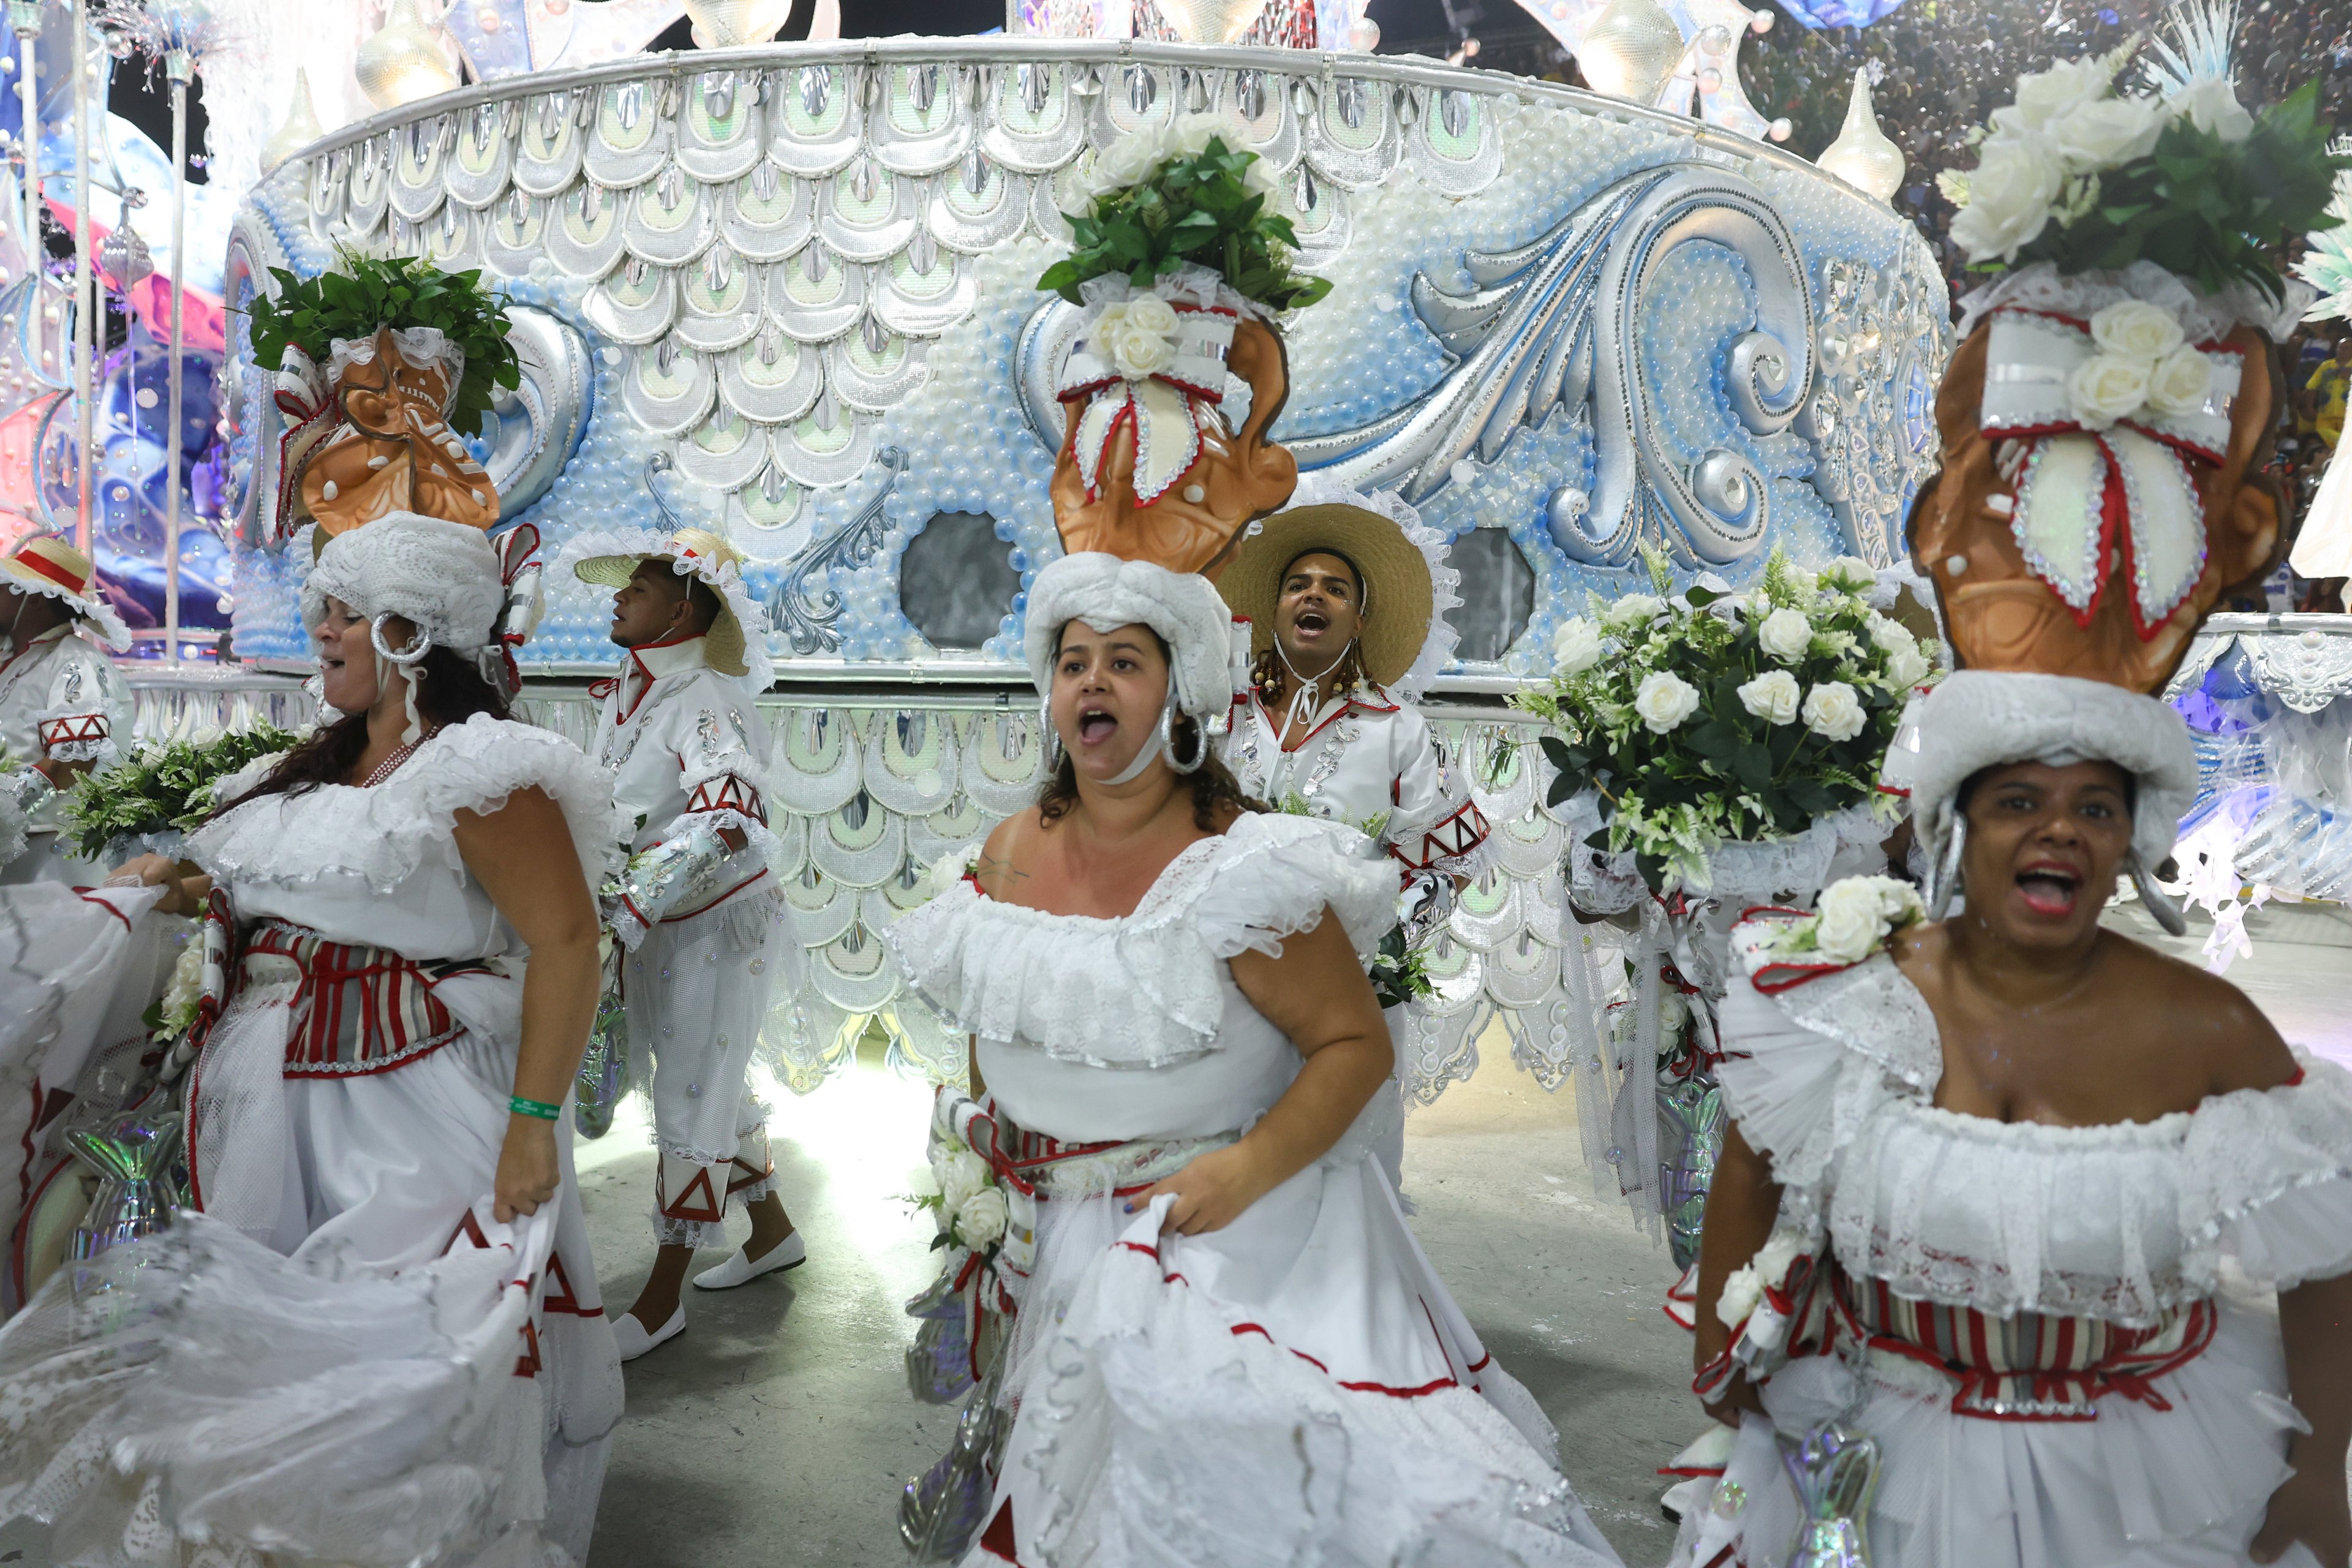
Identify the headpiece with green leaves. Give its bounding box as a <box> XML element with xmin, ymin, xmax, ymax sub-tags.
<box><xmin>244</xmin><ymin>251</ymin><xmax>522</xmax><ymax>434</ymax></box>
<box><xmin>1039</xmin><ymin>116</ymin><xmax>1331</xmax><ymax>314</ymax></box>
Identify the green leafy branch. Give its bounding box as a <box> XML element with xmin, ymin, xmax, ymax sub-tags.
<box><xmin>60</xmin><ymin>725</ymin><xmax>300</xmax><ymax>861</ymax></box>
<box><xmin>1038</xmin><ymin>137</ymin><xmax>1331</xmax><ymax>314</ymax></box>
<box><xmin>244</xmin><ymin>249</ymin><xmax>522</xmax><ymax>434</ymax></box>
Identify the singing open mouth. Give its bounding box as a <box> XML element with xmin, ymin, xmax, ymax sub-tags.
<box><xmin>1077</xmin><ymin>705</ymin><xmax>1118</xmax><ymax>745</ymax></box>
<box><xmin>1294</xmin><ymin>608</ymin><xmax>1331</xmax><ymax>635</ymax></box>
<box><xmin>2014</xmin><ymin>859</ymin><xmax>2084</xmax><ymax>918</ymax></box>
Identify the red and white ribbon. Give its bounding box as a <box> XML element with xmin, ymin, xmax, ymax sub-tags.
<box><xmin>1978</xmin><ymin>306</ymin><xmax>2247</xmax><ymax>639</ymax></box>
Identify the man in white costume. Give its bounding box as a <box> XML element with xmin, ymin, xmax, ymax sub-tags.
<box><xmin>0</xmin><ymin>535</ymin><xmax>135</xmax><ymax>884</ymax></box>
<box><xmin>561</xmin><ymin>526</ymin><xmax>806</xmax><ymax>1360</ymax></box>
<box><xmin>1214</xmin><ymin>479</ymin><xmax>1492</xmax><ymax>1186</ymax></box>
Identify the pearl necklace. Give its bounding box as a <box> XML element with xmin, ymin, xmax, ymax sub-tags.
<box><xmin>356</xmin><ymin>728</ymin><xmax>437</xmax><ymax>788</ymax></box>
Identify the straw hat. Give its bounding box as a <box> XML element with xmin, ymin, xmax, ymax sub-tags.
<box><xmin>559</xmin><ymin>526</ymin><xmax>772</xmax><ymax>688</ymax></box>
<box><xmin>1215</xmin><ymin>479</ymin><xmax>1455</xmax><ymax>694</ymax></box>
<box><xmin>0</xmin><ymin>535</ymin><xmax>132</xmax><ymax>650</ymax></box>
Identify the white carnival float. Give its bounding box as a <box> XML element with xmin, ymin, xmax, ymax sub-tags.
<box><xmin>175</xmin><ymin>17</ymin><xmax>1950</xmax><ymax>1116</ymax></box>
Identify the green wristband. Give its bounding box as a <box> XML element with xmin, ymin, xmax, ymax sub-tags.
<box><xmin>509</xmin><ymin>1095</ymin><xmax>562</xmax><ymax>1121</ymax></box>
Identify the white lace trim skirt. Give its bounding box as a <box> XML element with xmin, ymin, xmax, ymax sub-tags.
<box><xmin>973</xmin><ymin>1144</ymin><xmax>1626</xmax><ymax>1567</ymax></box>
<box><xmin>0</xmin><ymin>987</ymin><xmax>625</xmax><ymax>1566</ymax></box>
<box><xmin>1668</xmin><ymin>1289</ymin><xmax>2314</xmax><ymax>1568</ymax></box>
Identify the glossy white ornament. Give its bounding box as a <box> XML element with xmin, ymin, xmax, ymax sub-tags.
<box><xmin>261</xmin><ymin>66</ymin><xmax>324</xmax><ymax>174</ymax></box>
<box><xmin>1815</xmin><ymin>68</ymin><xmax>1904</xmax><ymax>203</ymax></box>
<box><xmin>356</xmin><ymin>0</ymin><xmax>461</xmax><ymax>110</ymax></box>
<box><xmin>1577</xmin><ymin>0</ymin><xmax>1686</xmax><ymax>105</ymax></box>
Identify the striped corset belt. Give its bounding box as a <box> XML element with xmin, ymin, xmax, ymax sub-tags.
<box><xmin>244</xmin><ymin>919</ymin><xmax>494</xmax><ymax>1079</ymax></box>
<box><xmin>1833</xmin><ymin>1265</ymin><xmax>2217</xmax><ymax>1422</ymax></box>
<box><xmin>993</xmin><ymin>1125</ymin><xmax>1235</xmax><ymax>1201</ymax></box>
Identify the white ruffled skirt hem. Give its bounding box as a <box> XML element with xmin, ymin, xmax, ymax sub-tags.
<box><xmin>973</xmin><ymin>1149</ymin><xmax>1624</xmax><ymax>1568</ymax></box>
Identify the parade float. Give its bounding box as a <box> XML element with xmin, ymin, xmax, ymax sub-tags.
<box><xmin>6</xmin><ymin>0</ymin><xmax>1957</xmax><ymax>1122</ymax></box>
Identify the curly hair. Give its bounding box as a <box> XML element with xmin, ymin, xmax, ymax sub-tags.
<box><xmin>214</xmin><ymin>644</ymin><xmax>510</xmax><ymax>815</ymax></box>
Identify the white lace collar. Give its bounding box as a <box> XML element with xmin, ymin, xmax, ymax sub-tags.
<box><xmin>187</xmin><ymin>712</ymin><xmax>627</xmax><ymax>897</ymax></box>
<box><xmin>884</xmin><ymin>813</ymin><xmax>1396</xmax><ymax>1069</ymax></box>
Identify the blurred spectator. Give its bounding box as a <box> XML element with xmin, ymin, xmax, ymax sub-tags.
<box><xmin>2308</xmin><ymin>334</ymin><xmax>2352</xmax><ymax>449</ymax></box>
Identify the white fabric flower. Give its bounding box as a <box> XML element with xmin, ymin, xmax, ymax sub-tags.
<box><xmin>938</xmin><ymin>1149</ymin><xmax>990</xmax><ymax>1216</ymax></box>
<box><xmin>1716</xmin><ymin>1264</ymin><xmax>1764</xmax><ymax>1329</ymax></box>
<box><xmin>954</xmin><ymin>1187</ymin><xmax>1009</xmax><ymax>1248</ymax></box>
<box><xmin>1819</xmin><ymin>557</ymin><xmax>1877</xmax><ymax>594</ymax></box>
<box><xmin>1752</xmin><ymin>1229</ymin><xmax>1805</xmax><ymax>1289</ymax></box>
<box><xmin>2144</xmin><ymin>344</ymin><xmax>2214</xmax><ymax>418</ymax></box>
<box><xmin>927</xmin><ymin>843</ymin><xmax>982</xmax><ymax>898</ymax></box>
<box><xmin>1737</xmin><ymin>669</ymin><xmax>1802</xmax><ymax>725</ymax></box>
<box><xmin>1812</xmin><ymin>876</ymin><xmax>1889</xmax><ymax>962</ymax></box>
<box><xmin>1949</xmin><ymin>140</ymin><xmax>2064</xmax><ymax>261</ymax></box>
<box><xmin>1881</xmin><ymin>644</ymin><xmax>1933</xmax><ymax>692</ymax></box>
<box><xmin>908</xmin><ymin>1167</ymin><xmax>942</xmax><ymax>1200</ymax></box>
<box><xmin>1095</xmin><ymin>297</ymin><xmax>1182</xmax><ymax>380</ymax></box>
<box><xmin>1603</xmin><ymin>593</ymin><xmax>1667</xmax><ymax>631</ymax></box>
<box><xmin>2089</xmin><ymin>300</ymin><xmax>2186</xmax><ymax>362</ymax></box>
<box><xmin>1552</xmin><ymin>616</ymin><xmax>1604</xmax><ymax>674</ymax></box>
<box><xmin>1091</xmin><ymin>132</ymin><xmax>1166</xmax><ymax>194</ymax></box>
<box><xmin>1634</xmin><ymin>671</ymin><xmax>1700</xmax><ymax>733</ymax></box>
<box><xmin>2007</xmin><ymin>55</ymin><xmax>2113</xmax><ymax>130</ymax></box>
<box><xmin>1801</xmin><ymin>680</ymin><xmax>1866</xmax><ymax>742</ymax></box>
<box><xmin>1161</xmin><ymin>113</ymin><xmax>1238</xmax><ymax>161</ymax></box>
<box><xmin>2171</xmin><ymin>76</ymin><xmax>2254</xmax><ymax>143</ymax></box>
<box><xmin>2067</xmin><ymin>352</ymin><xmax>2151</xmax><ymax>429</ymax></box>
<box><xmin>2049</xmin><ymin>94</ymin><xmax>2163</xmax><ymax>170</ymax></box>
<box><xmin>1866</xmin><ymin>614</ymin><xmax>1915</xmax><ymax>654</ymax></box>
<box><xmin>154</xmin><ymin>938</ymin><xmax>205</xmax><ymax>1038</ymax></box>
<box><xmin>1757</xmin><ymin>606</ymin><xmax>1814</xmax><ymax>663</ymax></box>
<box><xmin>1656</xmin><ymin>988</ymin><xmax>1689</xmax><ymax>1038</ymax></box>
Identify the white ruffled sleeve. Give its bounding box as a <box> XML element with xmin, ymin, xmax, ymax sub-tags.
<box><xmin>2182</xmin><ymin>1054</ymin><xmax>2352</xmax><ymax>1291</ymax></box>
<box><xmin>188</xmin><ymin>713</ymin><xmax>630</xmax><ymax>894</ymax></box>
<box><xmin>883</xmin><ymin>812</ymin><xmax>1395</xmax><ymax>1069</ymax></box>
<box><xmin>1715</xmin><ymin>923</ymin><xmax>1941</xmax><ymax>1196</ymax></box>
<box><xmin>1172</xmin><ymin>812</ymin><xmax>1397</xmax><ymax>961</ymax></box>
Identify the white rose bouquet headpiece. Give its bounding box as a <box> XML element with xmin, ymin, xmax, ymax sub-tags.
<box><xmin>1939</xmin><ymin>2</ymin><xmax>2345</xmax><ymax>295</ymax></box>
<box><xmin>1042</xmin><ymin>115</ymin><xmax>1330</xmax><ymax>511</ymax></box>
<box><xmin>1516</xmin><ymin>551</ymin><xmax>1937</xmax><ymax>893</ymax></box>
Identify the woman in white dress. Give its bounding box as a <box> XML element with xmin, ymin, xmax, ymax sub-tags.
<box><xmin>886</xmin><ymin>551</ymin><xmax>1624</xmax><ymax>1567</ymax></box>
<box><xmin>1673</xmin><ymin>671</ymin><xmax>2352</xmax><ymax>1568</ymax></box>
<box><xmin>0</xmin><ymin>512</ymin><xmax>625</xmax><ymax>1567</ymax></box>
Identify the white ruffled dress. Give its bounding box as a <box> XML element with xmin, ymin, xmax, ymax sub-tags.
<box><xmin>1671</xmin><ymin>926</ymin><xmax>2352</xmax><ymax>1568</ymax></box>
<box><xmin>886</xmin><ymin>812</ymin><xmax>1624</xmax><ymax>1568</ymax></box>
<box><xmin>0</xmin><ymin>714</ymin><xmax>627</xmax><ymax>1568</ymax></box>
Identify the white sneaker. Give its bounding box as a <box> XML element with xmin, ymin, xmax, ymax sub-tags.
<box><xmin>692</xmin><ymin>1230</ymin><xmax>806</xmax><ymax>1290</ymax></box>
<box><xmin>610</xmin><ymin>1305</ymin><xmax>685</xmax><ymax>1362</ymax></box>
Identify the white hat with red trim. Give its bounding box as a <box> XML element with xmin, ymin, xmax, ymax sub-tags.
<box><xmin>0</xmin><ymin>535</ymin><xmax>132</xmax><ymax>651</ymax></box>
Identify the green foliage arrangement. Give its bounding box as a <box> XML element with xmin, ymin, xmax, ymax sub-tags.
<box><xmin>1515</xmin><ymin>551</ymin><xmax>1933</xmax><ymax>892</ymax></box>
<box><xmin>244</xmin><ymin>250</ymin><xmax>521</xmax><ymax>434</ymax></box>
<box><xmin>61</xmin><ymin>725</ymin><xmax>301</xmax><ymax>862</ymax></box>
<box><xmin>1038</xmin><ymin>118</ymin><xmax>1332</xmax><ymax>314</ymax></box>
<box><xmin>2004</xmin><ymin>82</ymin><xmax>2348</xmax><ymax>301</ymax></box>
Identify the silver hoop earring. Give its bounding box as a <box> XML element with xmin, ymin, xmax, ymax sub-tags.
<box><xmin>1167</xmin><ymin>707</ymin><xmax>1208</xmax><ymax>775</ymax></box>
<box><xmin>1039</xmin><ymin>699</ymin><xmax>1064</xmax><ymax>770</ymax></box>
<box><xmin>2127</xmin><ymin>850</ymin><xmax>2189</xmax><ymax>937</ymax></box>
<box><xmin>369</xmin><ymin>616</ymin><xmax>433</xmax><ymax>666</ymax></box>
<box><xmin>1926</xmin><ymin>814</ymin><xmax>1966</xmax><ymax>921</ymax></box>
